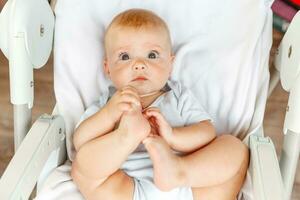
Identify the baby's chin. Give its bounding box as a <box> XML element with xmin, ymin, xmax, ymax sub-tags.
<box><xmin>127</xmin><ymin>83</ymin><xmax>157</xmax><ymax>96</ymax></box>
<box><xmin>136</xmin><ymin>88</ymin><xmax>155</xmax><ymax>96</ymax></box>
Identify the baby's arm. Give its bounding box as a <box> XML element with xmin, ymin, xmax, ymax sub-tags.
<box><xmin>73</xmin><ymin>107</ymin><xmax>115</xmax><ymax>152</ymax></box>
<box><xmin>73</xmin><ymin>86</ymin><xmax>141</xmax><ymax>151</ymax></box>
<box><xmin>170</xmin><ymin>120</ymin><xmax>215</xmax><ymax>153</ymax></box>
<box><xmin>72</xmin><ymin>87</ymin><xmax>149</xmax><ymax>198</ymax></box>
<box><xmin>72</xmin><ymin>108</ymin><xmax>150</xmax><ymax>199</ymax></box>
<box><xmin>144</xmin><ymin>107</ymin><xmax>216</xmax><ymax>153</ymax></box>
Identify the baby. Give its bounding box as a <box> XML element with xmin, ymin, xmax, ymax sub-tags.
<box><xmin>71</xmin><ymin>9</ymin><xmax>249</xmax><ymax>200</ymax></box>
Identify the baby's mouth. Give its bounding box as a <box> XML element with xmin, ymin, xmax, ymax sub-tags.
<box><xmin>132</xmin><ymin>76</ymin><xmax>147</xmax><ymax>81</ymax></box>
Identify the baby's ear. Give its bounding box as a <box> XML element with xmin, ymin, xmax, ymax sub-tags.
<box><xmin>170</xmin><ymin>54</ymin><xmax>175</xmax><ymax>64</ymax></box>
<box><xmin>103</xmin><ymin>58</ymin><xmax>110</xmax><ymax>76</ymax></box>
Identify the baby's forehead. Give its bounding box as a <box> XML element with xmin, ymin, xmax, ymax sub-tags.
<box><xmin>107</xmin><ymin>24</ymin><xmax>168</xmax><ymax>37</ymax></box>
<box><xmin>105</xmin><ymin>25</ymin><xmax>171</xmax><ymax>49</ymax></box>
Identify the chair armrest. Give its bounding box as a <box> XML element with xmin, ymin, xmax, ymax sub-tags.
<box><xmin>249</xmin><ymin>134</ymin><xmax>284</xmax><ymax>200</ymax></box>
<box><xmin>0</xmin><ymin>114</ymin><xmax>66</xmax><ymax>200</ymax></box>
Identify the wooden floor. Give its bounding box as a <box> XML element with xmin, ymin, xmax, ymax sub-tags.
<box><xmin>0</xmin><ymin>28</ymin><xmax>299</xmax><ymax>199</ymax></box>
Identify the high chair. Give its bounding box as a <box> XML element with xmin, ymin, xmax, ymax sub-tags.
<box><xmin>0</xmin><ymin>0</ymin><xmax>299</xmax><ymax>199</ymax></box>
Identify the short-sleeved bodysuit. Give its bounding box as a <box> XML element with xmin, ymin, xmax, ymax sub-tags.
<box><xmin>76</xmin><ymin>81</ymin><xmax>211</xmax><ymax>200</ymax></box>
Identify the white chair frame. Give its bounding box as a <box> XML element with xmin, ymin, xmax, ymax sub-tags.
<box><xmin>0</xmin><ymin>1</ymin><xmax>299</xmax><ymax>200</ymax></box>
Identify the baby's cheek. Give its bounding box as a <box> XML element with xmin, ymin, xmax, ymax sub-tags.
<box><xmin>154</xmin><ymin>73</ymin><xmax>169</xmax><ymax>88</ymax></box>
<box><xmin>111</xmin><ymin>71</ymin><xmax>129</xmax><ymax>88</ymax></box>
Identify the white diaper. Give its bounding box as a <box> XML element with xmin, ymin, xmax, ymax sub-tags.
<box><xmin>121</xmin><ymin>151</ymin><xmax>194</xmax><ymax>200</ymax></box>
<box><xmin>133</xmin><ymin>178</ymin><xmax>193</xmax><ymax>200</ymax></box>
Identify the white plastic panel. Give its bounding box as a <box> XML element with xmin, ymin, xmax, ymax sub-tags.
<box><xmin>275</xmin><ymin>11</ymin><xmax>300</xmax><ymax>92</ymax></box>
<box><xmin>249</xmin><ymin>135</ymin><xmax>284</xmax><ymax>200</ymax></box>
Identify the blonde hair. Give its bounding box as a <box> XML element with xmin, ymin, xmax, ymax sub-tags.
<box><xmin>104</xmin><ymin>9</ymin><xmax>171</xmax><ymax>48</ymax></box>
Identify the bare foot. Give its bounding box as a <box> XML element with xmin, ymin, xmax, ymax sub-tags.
<box><xmin>143</xmin><ymin>135</ymin><xmax>187</xmax><ymax>191</ymax></box>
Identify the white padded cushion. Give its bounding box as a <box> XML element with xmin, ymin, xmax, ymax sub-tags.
<box><xmin>53</xmin><ymin>0</ymin><xmax>273</xmax><ymax>161</ymax></box>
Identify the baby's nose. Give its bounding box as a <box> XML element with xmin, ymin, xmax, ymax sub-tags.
<box><xmin>132</xmin><ymin>60</ymin><xmax>147</xmax><ymax>71</ymax></box>
<box><xmin>133</xmin><ymin>65</ymin><xmax>146</xmax><ymax>70</ymax></box>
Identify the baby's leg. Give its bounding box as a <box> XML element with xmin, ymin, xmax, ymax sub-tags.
<box><xmin>72</xmin><ymin>167</ymin><xmax>134</xmax><ymax>200</ymax></box>
<box><xmin>191</xmin><ymin>154</ymin><xmax>248</xmax><ymax>200</ymax></box>
<box><xmin>72</xmin><ymin>128</ymin><xmax>142</xmax><ymax>199</ymax></box>
<box><xmin>144</xmin><ymin>135</ymin><xmax>249</xmax><ymax>199</ymax></box>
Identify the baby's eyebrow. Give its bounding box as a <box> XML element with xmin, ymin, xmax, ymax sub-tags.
<box><xmin>145</xmin><ymin>44</ymin><xmax>164</xmax><ymax>51</ymax></box>
<box><xmin>112</xmin><ymin>46</ymin><xmax>130</xmax><ymax>54</ymax></box>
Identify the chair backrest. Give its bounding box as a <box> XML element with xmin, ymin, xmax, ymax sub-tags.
<box><xmin>53</xmin><ymin>0</ymin><xmax>273</xmax><ymax>161</ymax></box>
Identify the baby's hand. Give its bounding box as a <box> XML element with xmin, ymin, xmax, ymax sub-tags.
<box><xmin>143</xmin><ymin>107</ymin><xmax>173</xmax><ymax>144</ymax></box>
<box><xmin>105</xmin><ymin>86</ymin><xmax>141</xmax><ymax>122</ymax></box>
<box><xmin>149</xmin><ymin>117</ymin><xmax>160</xmax><ymax>136</ymax></box>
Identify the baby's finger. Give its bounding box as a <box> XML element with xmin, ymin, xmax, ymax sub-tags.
<box><xmin>144</xmin><ymin>107</ymin><xmax>161</xmax><ymax>113</ymax></box>
<box><xmin>121</xmin><ymin>85</ymin><xmax>137</xmax><ymax>91</ymax></box>
<box><xmin>151</xmin><ymin>117</ymin><xmax>160</xmax><ymax>128</ymax></box>
<box><xmin>142</xmin><ymin>111</ymin><xmax>149</xmax><ymax>116</ymax></box>
<box><xmin>120</xmin><ymin>87</ymin><xmax>140</xmax><ymax>101</ymax></box>
<box><xmin>149</xmin><ymin>124</ymin><xmax>159</xmax><ymax>136</ymax></box>
<box><xmin>144</xmin><ymin>109</ymin><xmax>162</xmax><ymax>119</ymax></box>
<box><xmin>121</xmin><ymin>86</ymin><xmax>139</xmax><ymax>95</ymax></box>
<box><xmin>119</xmin><ymin>93</ymin><xmax>141</xmax><ymax>108</ymax></box>
<box><xmin>143</xmin><ymin>111</ymin><xmax>156</xmax><ymax>121</ymax></box>
<box><xmin>145</xmin><ymin>111</ymin><xmax>166</xmax><ymax>125</ymax></box>
<box><xmin>149</xmin><ymin>116</ymin><xmax>157</xmax><ymax>125</ymax></box>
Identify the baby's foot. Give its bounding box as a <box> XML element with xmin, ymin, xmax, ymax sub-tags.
<box><xmin>143</xmin><ymin>136</ymin><xmax>187</xmax><ymax>191</ymax></box>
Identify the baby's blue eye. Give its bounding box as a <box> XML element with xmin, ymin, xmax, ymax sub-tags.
<box><xmin>119</xmin><ymin>53</ymin><xmax>130</xmax><ymax>60</ymax></box>
<box><xmin>148</xmin><ymin>51</ymin><xmax>159</xmax><ymax>59</ymax></box>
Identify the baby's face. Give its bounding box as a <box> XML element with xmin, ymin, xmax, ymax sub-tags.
<box><xmin>104</xmin><ymin>27</ymin><xmax>174</xmax><ymax>96</ymax></box>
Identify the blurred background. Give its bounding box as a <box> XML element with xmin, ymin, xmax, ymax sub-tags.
<box><xmin>0</xmin><ymin>0</ymin><xmax>299</xmax><ymax>199</ymax></box>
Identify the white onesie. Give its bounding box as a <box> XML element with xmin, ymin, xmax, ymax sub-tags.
<box><xmin>76</xmin><ymin>80</ymin><xmax>212</xmax><ymax>200</ymax></box>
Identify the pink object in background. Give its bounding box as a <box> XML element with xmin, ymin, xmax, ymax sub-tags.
<box><xmin>291</xmin><ymin>0</ymin><xmax>300</xmax><ymax>5</ymax></box>
<box><xmin>272</xmin><ymin>0</ymin><xmax>298</xmax><ymax>22</ymax></box>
